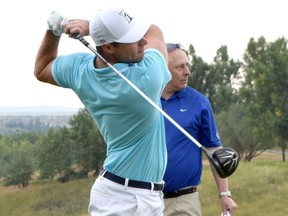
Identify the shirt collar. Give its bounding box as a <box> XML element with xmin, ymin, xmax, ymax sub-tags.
<box><xmin>163</xmin><ymin>87</ymin><xmax>187</xmax><ymax>100</ymax></box>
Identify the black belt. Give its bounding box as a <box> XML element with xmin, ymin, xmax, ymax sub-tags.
<box><xmin>101</xmin><ymin>170</ymin><xmax>164</xmax><ymax>191</ymax></box>
<box><xmin>164</xmin><ymin>186</ymin><xmax>197</xmax><ymax>199</ymax></box>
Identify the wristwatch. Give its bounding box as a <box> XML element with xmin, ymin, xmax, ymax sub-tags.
<box><xmin>219</xmin><ymin>191</ymin><xmax>232</xmax><ymax>198</ymax></box>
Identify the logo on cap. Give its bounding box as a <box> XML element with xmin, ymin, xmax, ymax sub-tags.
<box><xmin>119</xmin><ymin>10</ymin><xmax>133</xmax><ymax>23</ymax></box>
<box><xmin>99</xmin><ymin>39</ymin><xmax>107</xmax><ymax>44</ymax></box>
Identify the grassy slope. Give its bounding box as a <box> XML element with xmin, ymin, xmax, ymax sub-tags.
<box><xmin>1</xmin><ymin>152</ymin><xmax>287</xmax><ymax>216</ymax></box>
<box><xmin>199</xmin><ymin>152</ymin><xmax>288</xmax><ymax>216</ymax></box>
<box><xmin>0</xmin><ymin>178</ymin><xmax>94</xmax><ymax>216</ymax></box>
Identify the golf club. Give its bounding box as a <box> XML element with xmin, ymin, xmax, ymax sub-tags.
<box><xmin>221</xmin><ymin>210</ymin><xmax>231</xmax><ymax>216</ymax></box>
<box><xmin>73</xmin><ymin>34</ymin><xmax>239</xmax><ymax>178</ymax></box>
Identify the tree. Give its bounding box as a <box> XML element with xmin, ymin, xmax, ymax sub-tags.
<box><xmin>188</xmin><ymin>44</ymin><xmax>242</xmax><ymax>114</ymax></box>
<box><xmin>35</xmin><ymin>109</ymin><xmax>106</xmax><ymax>181</ymax></box>
<box><xmin>0</xmin><ymin>132</ymin><xmax>40</xmax><ymax>187</ymax></box>
<box><xmin>36</xmin><ymin>127</ymin><xmax>73</xmax><ymax>181</ymax></box>
<box><xmin>241</xmin><ymin>36</ymin><xmax>288</xmax><ymax>161</ymax></box>
<box><xmin>187</xmin><ymin>45</ymin><xmax>210</xmax><ymax>94</ymax></box>
<box><xmin>69</xmin><ymin>108</ymin><xmax>106</xmax><ymax>177</ymax></box>
<box><xmin>2</xmin><ymin>138</ymin><xmax>35</xmax><ymax>188</ymax></box>
<box><xmin>216</xmin><ymin>104</ymin><xmax>269</xmax><ymax>161</ymax></box>
<box><xmin>3</xmin><ymin>149</ymin><xmax>34</xmax><ymax>188</ymax></box>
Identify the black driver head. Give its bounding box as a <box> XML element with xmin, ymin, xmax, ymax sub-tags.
<box><xmin>210</xmin><ymin>147</ymin><xmax>239</xmax><ymax>178</ymax></box>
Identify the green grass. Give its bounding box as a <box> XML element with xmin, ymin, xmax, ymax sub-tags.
<box><xmin>199</xmin><ymin>152</ymin><xmax>288</xmax><ymax>216</ymax></box>
<box><xmin>0</xmin><ymin>178</ymin><xmax>95</xmax><ymax>216</ymax></box>
<box><xmin>1</xmin><ymin>152</ymin><xmax>288</xmax><ymax>216</ymax></box>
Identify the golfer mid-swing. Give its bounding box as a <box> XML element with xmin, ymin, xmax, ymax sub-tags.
<box><xmin>34</xmin><ymin>7</ymin><xmax>171</xmax><ymax>216</ymax></box>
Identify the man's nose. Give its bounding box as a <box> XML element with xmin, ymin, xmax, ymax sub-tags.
<box><xmin>184</xmin><ymin>66</ymin><xmax>190</xmax><ymax>75</ymax></box>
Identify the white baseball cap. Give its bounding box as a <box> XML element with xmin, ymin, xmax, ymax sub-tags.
<box><xmin>89</xmin><ymin>7</ymin><xmax>151</xmax><ymax>46</ymax></box>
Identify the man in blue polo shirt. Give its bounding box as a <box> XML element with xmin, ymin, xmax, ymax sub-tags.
<box><xmin>161</xmin><ymin>43</ymin><xmax>237</xmax><ymax>216</ymax></box>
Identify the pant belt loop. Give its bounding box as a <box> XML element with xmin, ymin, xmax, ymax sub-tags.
<box><xmin>124</xmin><ymin>178</ymin><xmax>129</xmax><ymax>190</ymax></box>
<box><xmin>100</xmin><ymin>169</ymin><xmax>107</xmax><ymax>177</ymax></box>
<box><xmin>150</xmin><ymin>182</ymin><xmax>154</xmax><ymax>192</ymax></box>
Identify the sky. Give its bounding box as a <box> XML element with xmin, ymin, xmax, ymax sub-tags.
<box><xmin>1</xmin><ymin>0</ymin><xmax>287</xmax><ymax>108</ymax></box>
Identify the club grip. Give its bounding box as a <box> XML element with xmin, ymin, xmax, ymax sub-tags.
<box><xmin>73</xmin><ymin>34</ymin><xmax>89</xmax><ymax>47</ymax></box>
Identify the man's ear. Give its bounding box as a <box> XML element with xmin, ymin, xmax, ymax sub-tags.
<box><xmin>102</xmin><ymin>44</ymin><xmax>114</xmax><ymax>54</ymax></box>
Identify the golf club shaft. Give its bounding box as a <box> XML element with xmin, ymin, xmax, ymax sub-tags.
<box><xmin>74</xmin><ymin>34</ymin><xmax>202</xmax><ymax>149</ymax></box>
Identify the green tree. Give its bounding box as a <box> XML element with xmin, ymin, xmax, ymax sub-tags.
<box><xmin>1</xmin><ymin>137</ymin><xmax>35</xmax><ymax>188</ymax></box>
<box><xmin>3</xmin><ymin>148</ymin><xmax>34</xmax><ymax>188</ymax></box>
<box><xmin>36</xmin><ymin>127</ymin><xmax>73</xmax><ymax>181</ymax></box>
<box><xmin>0</xmin><ymin>132</ymin><xmax>40</xmax><ymax>187</ymax></box>
<box><xmin>241</xmin><ymin>36</ymin><xmax>288</xmax><ymax>161</ymax></box>
<box><xmin>187</xmin><ymin>45</ymin><xmax>210</xmax><ymax>94</ymax></box>
<box><xmin>216</xmin><ymin>104</ymin><xmax>269</xmax><ymax>161</ymax></box>
<box><xmin>188</xmin><ymin>44</ymin><xmax>241</xmax><ymax>113</ymax></box>
<box><xmin>0</xmin><ymin>144</ymin><xmax>5</xmax><ymax>177</ymax></box>
<box><xmin>69</xmin><ymin>108</ymin><xmax>106</xmax><ymax>177</ymax></box>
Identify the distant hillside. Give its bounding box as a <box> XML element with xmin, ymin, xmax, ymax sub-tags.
<box><xmin>0</xmin><ymin>106</ymin><xmax>81</xmax><ymax>116</ymax></box>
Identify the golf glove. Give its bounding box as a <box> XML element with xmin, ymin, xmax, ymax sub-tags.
<box><xmin>47</xmin><ymin>11</ymin><xmax>69</xmax><ymax>36</ymax></box>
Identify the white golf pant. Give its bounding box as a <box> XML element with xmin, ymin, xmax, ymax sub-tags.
<box><xmin>88</xmin><ymin>175</ymin><xmax>164</xmax><ymax>216</ymax></box>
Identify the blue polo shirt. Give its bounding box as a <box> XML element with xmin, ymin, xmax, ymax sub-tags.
<box><xmin>52</xmin><ymin>49</ymin><xmax>171</xmax><ymax>183</ymax></box>
<box><xmin>161</xmin><ymin>87</ymin><xmax>221</xmax><ymax>192</ymax></box>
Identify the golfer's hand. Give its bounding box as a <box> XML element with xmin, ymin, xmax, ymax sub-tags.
<box><xmin>47</xmin><ymin>11</ymin><xmax>69</xmax><ymax>36</ymax></box>
<box><xmin>64</xmin><ymin>19</ymin><xmax>90</xmax><ymax>37</ymax></box>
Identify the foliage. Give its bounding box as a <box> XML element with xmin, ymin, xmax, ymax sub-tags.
<box><xmin>68</xmin><ymin>108</ymin><xmax>106</xmax><ymax>176</ymax></box>
<box><xmin>3</xmin><ymin>150</ymin><xmax>34</xmax><ymax>188</ymax></box>
<box><xmin>216</xmin><ymin>104</ymin><xmax>268</xmax><ymax>161</ymax></box>
<box><xmin>0</xmin><ymin>132</ymin><xmax>39</xmax><ymax>187</ymax></box>
<box><xmin>240</xmin><ymin>36</ymin><xmax>288</xmax><ymax>160</ymax></box>
<box><xmin>35</xmin><ymin>108</ymin><xmax>106</xmax><ymax>182</ymax></box>
<box><xmin>0</xmin><ymin>108</ymin><xmax>107</xmax><ymax>187</ymax></box>
<box><xmin>188</xmin><ymin>44</ymin><xmax>242</xmax><ymax>114</ymax></box>
<box><xmin>36</xmin><ymin>127</ymin><xmax>74</xmax><ymax>181</ymax></box>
